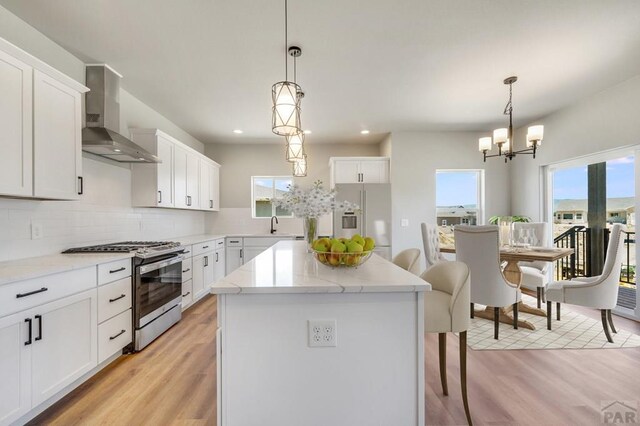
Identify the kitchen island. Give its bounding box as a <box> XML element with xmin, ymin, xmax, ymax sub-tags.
<box><xmin>211</xmin><ymin>240</ymin><xmax>430</xmax><ymax>426</ymax></box>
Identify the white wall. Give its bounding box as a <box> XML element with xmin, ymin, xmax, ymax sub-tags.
<box><xmin>510</xmin><ymin>75</ymin><xmax>640</xmax><ymax>220</ymax></box>
<box><xmin>0</xmin><ymin>5</ymin><xmax>207</xmax><ymax>261</ymax></box>
<box><xmin>389</xmin><ymin>132</ymin><xmax>511</xmax><ymax>269</ymax></box>
<box><xmin>0</xmin><ymin>157</ymin><xmax>205</xmax><ymax>261</ymax></box>
<box><xmin>204</xmin><ymin>142</ymin><xmax>381</xmax><ymax>235</ymax></box>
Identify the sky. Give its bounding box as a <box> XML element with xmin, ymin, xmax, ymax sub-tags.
<box><xmin>553</xmin><ymin>155</ymin><xmax>634</xmax><ymax>200</ymax></box>
<box><xmin>436</xmin><ymin>171</ymin><xmax>478</xmax><ymax>207</ymax></box>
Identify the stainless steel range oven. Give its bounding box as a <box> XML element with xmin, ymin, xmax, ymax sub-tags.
<box><xmin>63</xmin><ymin>241</ymin><xmax>184</xmax><ymax>351</ymax></box>
<box><xmin>133</xmin><ymin>252</ymin><xmax>183</xmax><ymax>350</ymax></box>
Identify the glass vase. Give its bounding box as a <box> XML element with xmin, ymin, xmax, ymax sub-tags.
<box><xmin>303</xmin><ymin>217</ymin><xmax>318</xmax><ymax>252</ymax></box>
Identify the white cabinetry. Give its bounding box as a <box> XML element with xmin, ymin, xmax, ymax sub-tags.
<box><xmin>132</xmin><ymin>128</ymin><xmax>219</xmax><ymax>212</ymax></box>
<box><xmin>330</xmin><ymin>157</ymin><xmax>390</xmax><ymax>186</ymax></box>
<box><xmin>0</xmin><ymin>39</ymin><xmax>88</xmax><ymax>201</ymax></box>
<box><xmin>0</xmin><ymin>50</ymin><xmax>32</xmax><ymax>197</ymax></box>
<box><xmin>0</xmin><ymin>311</ymin><xmax>31</xmax><ymax>425</ymax></box>
<box><xmin>225</xmin><ymin>238</ymin><xmax>244</xmax><ymax>275</ymax></box>
<box><xmin>130</xmin><ymin>129</ymin><xmax>174</xmax><ymax>207</ymax></box>
<box><xmin>30</xmin><ymin>290</ymin><xmax>97</xmax><ymax>406</ymax></box>
<box><xmin>192</xmin><ymin>251</ymin><xmax>213</xmax><ymax>302</ymax></box>
<box><xmin>225</xmin><ymin>237</ymin><xmax>294</xmax><ymax>275</ymax></box>
<box><xmin>181</xmin><ymin>246</ymin><xmax>193</xmax><ymax>310</ymax></box>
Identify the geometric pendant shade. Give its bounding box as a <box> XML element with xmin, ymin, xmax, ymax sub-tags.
<box><xmin>272</xmin><ymin>81</ymin><xmax>302</xmax><ymax>136</ymax></box>
<box><xmin>292</xmin><ymin>154</ymin><xmax>307</xmax><ymax>177</ymax></box>
<box><xmin>285</xmin><ymin>133</ymin><xmax>305</xmax><ymax>162</ymax></box>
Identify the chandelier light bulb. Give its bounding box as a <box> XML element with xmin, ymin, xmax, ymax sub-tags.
<box><xmin>493</xmin><ymin>128</ymin><xmax>508</xmax><ymax>145</ymax></box>
<box><xmin>478</xmin><ymin>137</ymin><xmax>492</xmax><ymax>152</ymax></box>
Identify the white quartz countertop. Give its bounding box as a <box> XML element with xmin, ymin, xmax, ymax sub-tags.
<box><xmin>174</xmin><ymin>234</ymin><xmax>227</xmax><ymax>246</ymax></box>
<box><xmin>212</xmin><ymin>240</ymin><xmax>431</xmax><ymax>294</ymax></box>
<box><xmin>0</xmin><ymin>252</ymin><xmax>134</xmax><ymax>286</ymax></box>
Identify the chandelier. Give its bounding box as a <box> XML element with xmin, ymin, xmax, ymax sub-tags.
<box><xmin>272</xmin><ymin>0</ymin><xmax>302</xmax><ymax>137</ymax></box>
<box><xmin>293</xmin><ymin>154</ymin><xmax>307</xmax><ymax>177</ymax></box>
<box><xmin>479</xmin><ymin>76</ymin><xmax>544</xmax><ymax>162</ymax></box>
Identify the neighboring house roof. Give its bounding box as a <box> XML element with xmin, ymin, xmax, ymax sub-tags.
<box><xmin>254</xmin><ymin>184</ymin><xmax>288</xmax><ymax>200</ymax></box>
<box><xmin>436</xmin><ymin>205</ymin><xmax>478</xmax><ymax>217</ymax></box>
<box><xmin>553</xmin><ymin>197</ymin><xmax>634</xmax><ymax>213</ymax></box>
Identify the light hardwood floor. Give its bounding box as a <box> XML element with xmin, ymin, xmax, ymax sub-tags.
<box><xmin>30</xmin><ymin>295</ymin><xmax>640</xmax><ymax>425</ymax></box>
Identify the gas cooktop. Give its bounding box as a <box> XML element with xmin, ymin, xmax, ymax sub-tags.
<box><xmin>63</xmin><ymin>241</ymin><xmax>183</xmax><ymax>258</ymax></box>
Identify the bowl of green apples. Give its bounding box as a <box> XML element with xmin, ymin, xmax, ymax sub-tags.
<box><xmin>311</xmin><ymin>234</ymin><xmax>375</xmax><ymax>268</ymax></box>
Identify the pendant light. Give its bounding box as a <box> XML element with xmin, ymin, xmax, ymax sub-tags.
<box><xmin>272</xmin><ymin>0</ymin><xmax>302</xmax><ymax>136</ymax></box>
<box><xmin>478</xmin><ymin>76</ymin><xmax>544</xmax><ymax>163</ymax></box>
<box><xmin>285</xmin><ymin>132</ymin><xmax>305</xmax><ymax>162</ymax></box>
<box><xmin>293</xmin><ymin>154</ymin><xmax>307</xmax><ymax>177</ymax></box>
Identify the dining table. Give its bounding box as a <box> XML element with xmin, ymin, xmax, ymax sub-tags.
<box><xmin>440</xmin><ymin>245</ymin><xmax>574</xmax><ymax>330</ymax></box>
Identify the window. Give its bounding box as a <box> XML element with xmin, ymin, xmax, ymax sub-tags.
<box><xmin>562</xmin><ymin>213</ymin><xmax>573</xmax><ymax>220</ymax></box>
<box><xmin>436</xmin><ymin>169</ymin><xmax>484</xmax><ymax>245</ymax></box>
<box><xmin>610</xmin><ymin>212</ymin><xmax>620</xmax><ymax>217</ymax></box>
<box><xmin>576</xmin><ymin>213</ymin><xmax>583</xmax><ymax>220</ymax></box>
<box><xmin>251</xmin><ymin>176</ymin><xmax>293</xmax><ymax>218</ymax></box>
<box><xmin>557</xmin><ymin>214</ymin><xmax>562</xmax><ymax>220</ymax></box>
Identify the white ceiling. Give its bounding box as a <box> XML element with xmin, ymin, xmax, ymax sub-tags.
<box><xmin>3</xmin><ymin>0</ymin><xmax>640</xmax><ymax>144</ymax></box>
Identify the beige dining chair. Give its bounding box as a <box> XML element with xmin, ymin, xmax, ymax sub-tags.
<box><xmin>421</xmin><ymin>223</ymin><xmax>448</xmax><ymax>269</ymax></box>
<box><xmin>422</xmin><ymin>261</ymin><xmax>472</xmax><ymax>425</ymax></box>
<box><xmin>392</xmin><ymin>248</ymin><xmax>421</xmax><ymax>275</ymax></box>
<box><xmin>513</xmin><ymin>222</ymin><xmax>550</xmax><ymax>308</ymax></box>
<box><xmin>546</xmin><ymin>224</ymin><xmax>626</xmax><ymax>343</ymax></box>
<box><xmin>454</xmin><ymin>225</ymin><xmax>521</xmax><ymax>339</ymax></box>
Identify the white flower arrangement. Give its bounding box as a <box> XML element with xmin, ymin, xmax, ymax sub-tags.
<box><xmin>272</xmin><ymin>180</ymin><xmax>358</xmax><ymax>219</ymax></box>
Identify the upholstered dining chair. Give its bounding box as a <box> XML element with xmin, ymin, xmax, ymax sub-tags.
<box><xmin>513</xmin><ymin>222</ymin><xmax>550</xmax><ymax>308</ymax></box>
<box><xmin>392</xmin><ymin>248</ymin><xmax>421</xmax><ymax>275</ymax></box>
<box><xmin>421</xmin><ymin>223</ymin><xmax>447</xmax><ymax>270</ymax></box>
<box><xmin>422</xmin><ymin>261</ymin><xmax>472</xmax><ymax>426</ymax></box>
<box><xmin>454</xmin><ymin>225</ymin><xmax>521</xmax><ymax>339</ymax></box>
<box><xmin>546</xmin><ymin>224</ymin><xmax>626</xmax><ymax>343</ymax></box>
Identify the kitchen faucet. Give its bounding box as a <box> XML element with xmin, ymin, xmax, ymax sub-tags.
<box><xmin>270</xmin><ymin>216</ymin><xmax>279</xmax><ymax>234</ymax></box>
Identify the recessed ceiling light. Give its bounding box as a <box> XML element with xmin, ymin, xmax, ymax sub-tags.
<box><xmin>304</xmin><ymin>130</ymin><xmax>312</xmax><ymax>134</ymax></box>
<box><xmin>233</xmin><ymin>129</ymin><xmax>243</xmax><ymax>134</ymax></box>
<box><xmin>114</xmin><ymin>149</ymin><xmax>121</xmax><ymax>152</ymax></box>
<box><xmin>360</xmin><ymin>130</ymin><xmax>370</xmax><ymax>135</ymax></box>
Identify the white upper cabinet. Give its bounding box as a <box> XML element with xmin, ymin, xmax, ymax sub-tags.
<box><xmin>330</xmin><ymin>157</ymin><xmax>390</xmax><ymax>186</ymax></box>
<box><xmin>0</xmin><ymin>50</ymin><xmax>32</xmax><ymax>197</ymax></box>
<box><xmin>131</xmin><ymin>128</ymin><xmax>220</xmax><ymax>212</ymax></box>
<box><xmin>131</xmin><ymin>129</ymin><xmax>175</xmax><ymax>207</ymax></box>
<box><xmin>0</xmin><ymin>38</ymin><xmax>88</xmax><ymax>201</ymax></box>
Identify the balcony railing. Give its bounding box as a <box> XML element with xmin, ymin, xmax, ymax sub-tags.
<box><xmin>554</xmin><ymin>227</ymin><xmax>635</xmax><ymax>286</ymax></box>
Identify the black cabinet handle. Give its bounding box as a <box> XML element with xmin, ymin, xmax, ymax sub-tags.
<box><xmin>210</xmin><ymin>200</ymin><xmax>213</xmax><ymax>208</ymax></box>
<box><xmin>229</xmin><ymin>240</ymin><xmax>240</xmax><ymax>243</ymax></box>
<box><xmin>25</xmin><ymin>318</ymin><xmax>32</xmax><ymax>345</ymax></box>
<box><xmin>35</xmin><ymin>315</ymin><xmax>42</xmax><ymax>341</ymax></box>
<box><xmin>158</xmin><ymin>190</ymin><xmax>162</xmax><ymax>204</ymax></box>
<box><xmin>183</xmin><ymin>250</ymin><xmax>190</xmax><ymax>254</ymax></box>
<box><xmin>240</xmin><ymin>249</ymin><xmax>243</xmax><ymax>259</ymax></box>
<box><xmin>109</xmin><ymin>294</ymin><xmax>126</xmax><ymax>303</ymax></box>
<box><xmin>216</xmin><ymin>252</ymin><xmax>219</xmax><ymax>262</ymax></box>
<box><xmin>202</xmin><ymin>245</ymin><xmax>209</xmax><ymax>249</ymax></box>
<box><xmin>109</xmin><ymin>329</ymin><xmax>126</xmax><ymax>340</ymax></box>
<box><xmin>78</xmin><ymin>176</ymin><xmax>84</xmax><ymax>195</ymax></box>
<box><xmin>204</xmin><ymin>256</ymin><xmax>208</xmax><ymax>267</ymax></box>
<box><xmin>109</xmin><ymin>267</ymin><xmax>126</xmax><ymax>274</ymax></box>
<box><xmin>182</xmin><ymin>268</ymin><xmax>191</xmax><ymax>273</ymax></box>
<box><xmin>182</xmin><ymin>291</ymin><xmax>191</xmax><ymax>297</ymax></box>
<box><xmin>16</xmin><ymin>287</ymin><xmax>48</xmax><ymax>298</ymax></box>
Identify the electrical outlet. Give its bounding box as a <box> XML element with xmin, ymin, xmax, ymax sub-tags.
<box><xmin>31</xmin><ymin>222</ymin><xmax>43</xmax><ymax>240</ymax></box>
<box><xmin>308</xmin><ymin>320</ymin><xmax>337</xmax><ymax>348</ymax></box>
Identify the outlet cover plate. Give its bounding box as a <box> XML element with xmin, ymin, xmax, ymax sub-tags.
<box><xmin>308</xmin><ymin>319</ymin><xmax>337</xmax><ymax>348</ymax></box>
<box><xmin>31</xmin><ymin>222</ymin><xmax>43</xmax><ymax>240</ymax></box>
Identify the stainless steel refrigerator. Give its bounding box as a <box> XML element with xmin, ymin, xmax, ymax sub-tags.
<box><xmin>333</xmin><ymin>183</ymin><xmax>392</xmax><ymax>260</ymax></box>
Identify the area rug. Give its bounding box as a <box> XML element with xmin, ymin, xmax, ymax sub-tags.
<box><xmin>466</xmin><ymin>295</ymin><xmax>640</xmax><ymax>350</ymax></box>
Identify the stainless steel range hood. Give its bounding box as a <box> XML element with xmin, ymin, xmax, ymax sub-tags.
<box><xmin>82</xmin><ymin>65</ymin><xmax>160</xmax><ymax>163</ymax></box>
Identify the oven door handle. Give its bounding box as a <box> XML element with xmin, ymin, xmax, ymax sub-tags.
<box><xmin>138</xmin><ymin>255</ymin><xmax>184</xmax><ymax>274</ymax></box>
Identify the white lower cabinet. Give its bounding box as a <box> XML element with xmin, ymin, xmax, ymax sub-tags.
<box><xmin>182</xmin><ymin>280</ymin><xmax>193</xmax><ymax>309</ymax></box>
<box><xmin>214</xmin><ymin>248</ymin><xmax>225</xmax><ymax>283</ymax></box>
<box><xmin>30</xmin><ymin>289</ymin><xmax>97</xmax><ymax>407</ymax></box>
<box><xmin>192</xmin><ymin>251</ymin><xmax>214</xmax><ymax>302</ymax></box>
<box><xmin>0</xmin><ymin>311</ymin><xmax>31</xmax><ymax>425</ymax></box>
<box><xmin>97</xmin><ymin>309</ymin><xmax>131</xmax><ymax>364</ymax></box>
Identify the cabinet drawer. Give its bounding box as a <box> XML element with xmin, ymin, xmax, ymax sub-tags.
<box><xmin>98</xmin><ymin>309</ymin><xmax>132</xmax><ymax>364</ymax></box>
<box><xmin>181</xmin><ymin>257</ymin><xmax>193</xmax><ymax>282</ymax></box>
<box><xmin>97</xmin><ymin>277</ymin><xmax>132</xmax><ymax>323</ymax></box>
<box><xmin>193</xmin><ymin>240</ymin><xmax>216</xmax><ymax>256</ymax></box>
<box><xmin>0</xmin><ymin>267</ymin><xmax>96</xmax><ymax>318</ymax></box>
<box><xmin>226</xmin><ymin>237</ymin><xmax>242</xmax><ymax>247</ymax></box>
<box><xmin>244</xmin><ymin>237</ymin><xmax>292</xmax><ymax>247</ymax></box>
<box><xmin>98</xmin><ymin>259</ymin><xmax>131</xmax><ymax>285</ymax></box>
<box><xmin>181</xmin><ymin>244</ymin><xmax>193</xmax><ymax>258</ymax></box>
<box><xmin>215</xmin><ymin>238</ymin><xmax>225</xmax><ymax>249</ymax></box>
<box><xmin>182</xmin><ymin>280</ymin><xmax>193</xmax><ymax>309</ymax></box>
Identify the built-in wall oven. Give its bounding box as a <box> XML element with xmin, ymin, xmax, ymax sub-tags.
<box><xmin>63</xmin><ymin>241</ymin><xmax>184</xmax><ymax>351</ymax></box>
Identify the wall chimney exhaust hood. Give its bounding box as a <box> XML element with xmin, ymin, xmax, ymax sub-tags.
<box><xmin>82</xmin><ymin>65</ymin><xmax>160</xmax><ymax>163</ymax></box>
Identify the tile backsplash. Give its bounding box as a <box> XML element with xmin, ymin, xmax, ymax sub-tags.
<box><xmin>0</xmin><ymin>156</ymin><xmax>205</xmax><ymax>261</ymax></box>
